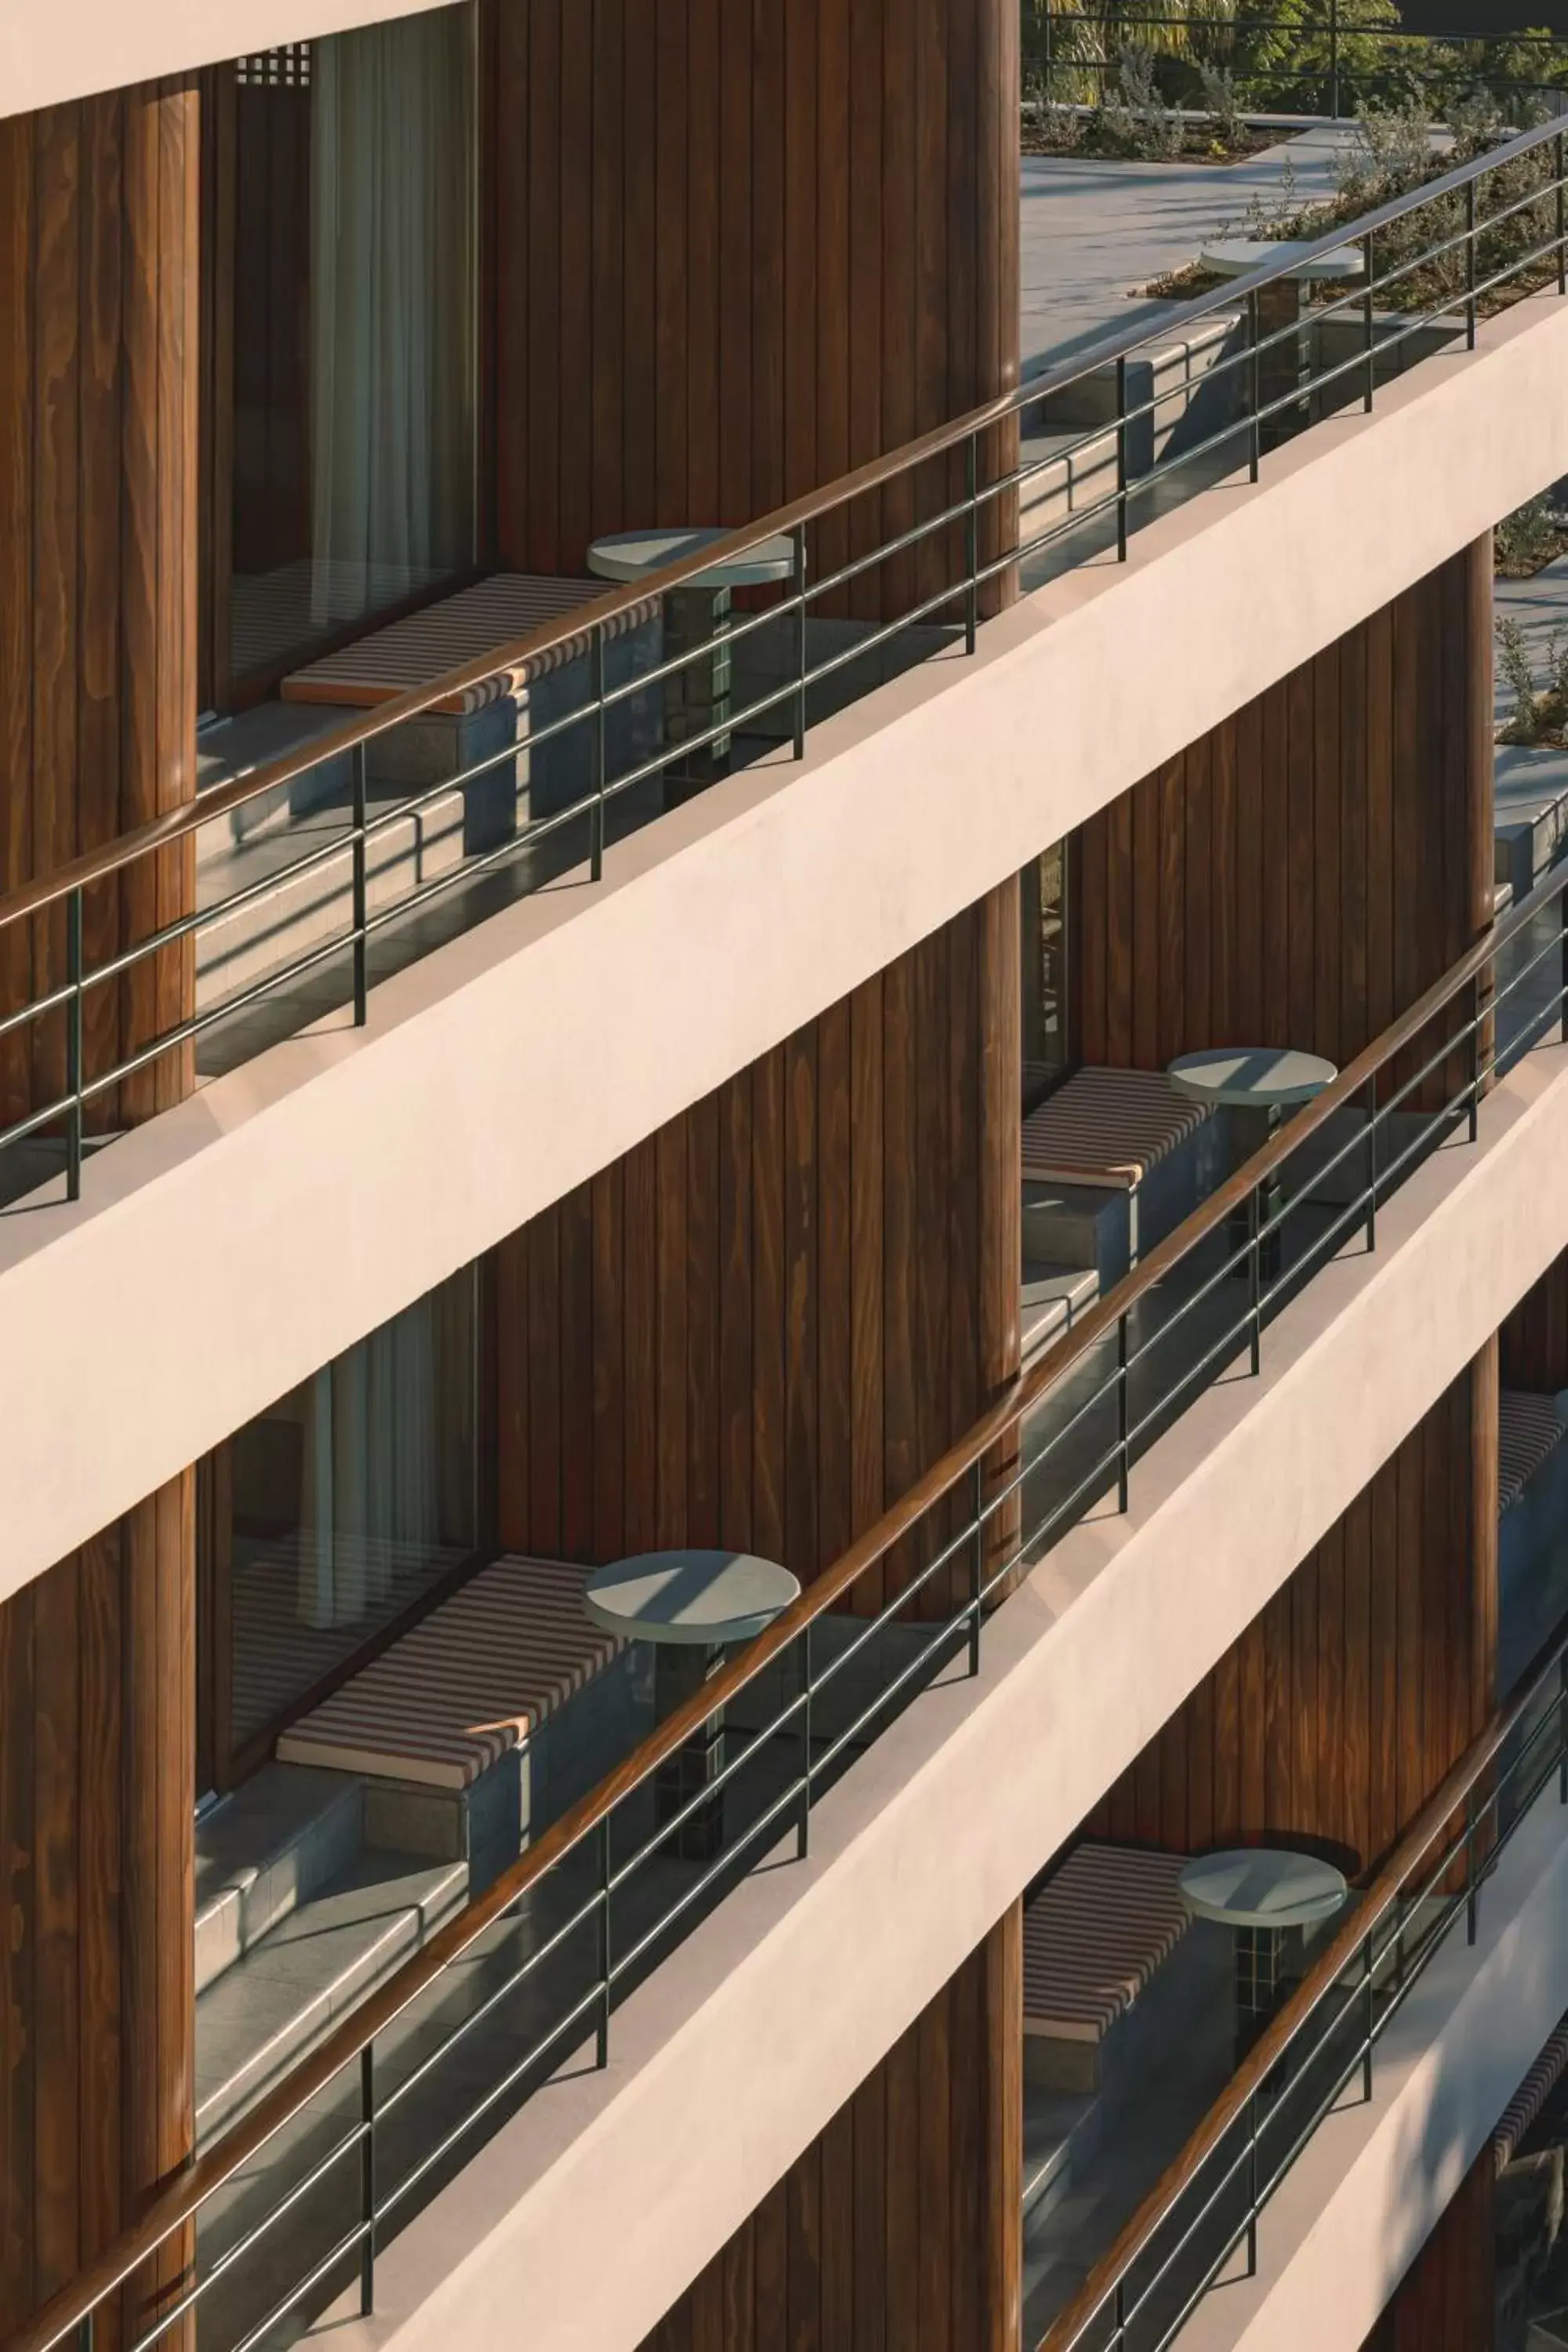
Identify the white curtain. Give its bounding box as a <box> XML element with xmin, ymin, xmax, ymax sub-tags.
<box><xmin>309</xmin><ymin>7</ymin><xmax>475</xmax><ymax>629</ymax></box>
<box><xmin>298</xmin><ymin>1295</ymin><xmax>442</xmax><ymax>1629</ymax></box>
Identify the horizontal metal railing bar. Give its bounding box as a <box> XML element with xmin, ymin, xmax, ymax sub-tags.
<box><xmin>373</xmin><ymin>1977</ymin><xmax>609</xmax><ymax>2224</ymax></box>
<box><xmin>11</xmin><ymin>851</ymin><xmax>1567</xmax><ymax>2352</ymax></box>
<box><xmin>1039</xmin><ymin>1613</ymin><xmax>1568</xmax><ymax>2349</ymax></box>
<box><xmin>227</xmin><ymin>2221</ymin><xmax>369</xmax><ymax>2352</ymax></box>
<box><xmin>1038</xmin><ymin>8</ymin><xmax>1567</xmax><ymax>50</ymax></box>
<box><xmin>0</xmin><ymin>114</ymin><xmax>1555</xmax><ymax>956</ymax></box>
<box><xmin>130</xmin><ymin>2118</ymin><xmax>370</xmax><ymax>2349</ymax></box>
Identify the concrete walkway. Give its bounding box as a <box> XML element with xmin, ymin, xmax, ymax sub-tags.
<box><xmin>1021</xmin><ymin>122</ymin><xmax>1358</xmax><ymax>375</ymax></box>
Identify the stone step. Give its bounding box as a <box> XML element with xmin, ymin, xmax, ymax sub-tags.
<box><xmin>1021</xmin><ymin>1261</ymin><xmax>1101</xmax><ymax>1367</ymax></box>
<box><xmin>194</xmin><ymin>1763</ymin><xmax>365</xmax><ymax>1999</ymax></box>
<box><xmin>194</xmin><ymin>1848</ymin><xmax>469</xmax><ymax>2147</ymax></box>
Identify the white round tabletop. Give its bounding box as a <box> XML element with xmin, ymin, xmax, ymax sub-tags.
<box><xmin>1167</xmin><ymin>1047</ymin><xmax>1338</xmax><ymax>1111</ymax></box>
<box><xmin>583</xmin><ymin>1550</ymin><xmax>801</xmax><ymax>1646</ymax></box>
<box><xmin>1179</xmin><ymin>1848</ymin><xmax>1348</xmax><ymax>1932</ymax></box>
<box><xmin>586</xmin><ymin>527</ymin><xmax>798</xmax><ymax>590</ymax></box>
<box><xmin>1200</xmin><ymin>237</ymin><xmax>1365</xmax><ymax>285</ymax></box>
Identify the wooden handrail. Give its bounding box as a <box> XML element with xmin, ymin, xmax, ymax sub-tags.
<box><xmin>9</xmin><ymin>859</ymin><xmax>1564</xmax><ymax>2352</ymax></box>
<box><xmin>0</xmin><ymin>113</ymin><xmax>1559</xmax><ymax>939</ymax></box>
<box><xmin>1036</xmin><ymin>1610</ymin><xmax>1568</xmax><ymax>2351</ymax></box>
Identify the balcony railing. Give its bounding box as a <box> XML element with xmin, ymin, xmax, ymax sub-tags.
<box><xmin>1033</xmin><ymin>1613</ymin><xmax>1568</xmax><ymax>2352</ymax></box>
<box><xmin>8</xmin><ymin>828</ymin><xmax>1566</xmax><ymax>2352</ymax></box>
<box><xmin>2</xmin><ymin>114</ymin><xmax>1566</xmax><ymax>1207</ymax></box>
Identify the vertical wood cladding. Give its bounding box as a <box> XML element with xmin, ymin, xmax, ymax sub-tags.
<box><xmin>1501</xmin><ymin>1245</ymin><xmax>1568</xmax><ymax>1394</ymax></box>
<box><xmin>0</xmin><ymin>1479</ymin><xmax>195</xmax><ymax>2339</ymax></box>
<box><xmin>1360</xmin><ymin>2147</ymin><xmax>1495</xmax><ymax>2352</ymax></box>
<box><xmin>638</xmin><ymin>1903</ymin><xmax>1022</xmax><ymax>2352</ymax></box>
<box><xmin>485</xmin><ymin>0</ymin><xmax>1020</xmax><ymax>581</ymax></box>
<box><xmin>1071</xmin><ymin>540</ymin><xmax>1494</xmax><ymax>1072</ymax></box>
<box><xmin>1092</xmin><ymin>1347</ymin><xmax>1499</xmax><ymax>1875</ymax></box>
<box><xmin>0</xmin><ymin>79</ymin><xmax>198</xmax><ymax>1134</ymax></box>
<box><xmin>494</xmin><ymin>882</ymin><xmax>1022</xmax><ymax>1611</ymax></box>
<box><xmin>0</xmin><ymin>81</ymin><xmax>198</xmax><ymax>2341</ymax></box>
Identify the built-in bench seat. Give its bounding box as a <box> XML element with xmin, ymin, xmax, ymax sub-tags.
<box><xmin>1501</xmin><ymin>1388</ymin><xmax>1568</xmax><ymax>1515</ymax></box>
<box><xmin>276</xmin><ymin>1555</ymin><xmax>636</xmax><ymax>1886</ymax></box>
<box><xmin>1022</xmin><ymin>1841</ymin><xmax>1193</xmax><ymax>2093</ymax></box>
<box><xmin>277</xmin><ymin>572</ymin><xmax>663</xmax><ymax>839</ymax></box>
<box><xmin>1021</xmin><ymin>1067</ymin><xmax>1218</xmax><ymax>1288</ymax></box>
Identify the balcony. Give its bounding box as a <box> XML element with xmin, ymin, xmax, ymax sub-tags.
<box><xmin>7</xmin><ymin>118</ymin><xmax>1568</xmax><ymax>1606</ymax></box>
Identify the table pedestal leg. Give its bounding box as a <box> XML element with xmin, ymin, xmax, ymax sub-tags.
<box><xmin>653</xmin><ymin>1642</ymin><xmax>727</xmax><ymax>1861</ymax></box>
<box><xmin>661</xmin><ymin>586</ymin><xmax>732</xmax><ymax>806</ymax></box>
<box><xmin>1227</xmin><ymin>1103</ymin><xmax>1283</xmax><ymax>1283</ymax></box>
<box><xmin>1258</xmin><ymin>279</ymin><xmax>1310</xmax><ymax>451</ymax></box>
<box><xmin>1235</xmin><ymin>1923</ymin><xmax>1294</xmax><ymax>2093</ymax></box>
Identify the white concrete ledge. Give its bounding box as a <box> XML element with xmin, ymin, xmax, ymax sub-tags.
<box><xmin>316</xmin><ymin>1044</ymin><xmax>1568</xmax><ymax>2352</ymax></box>
<box><xmin>3</xmin><ymin>292</ymin><xmax>1568</xmax><ymax>1595</ymax></box>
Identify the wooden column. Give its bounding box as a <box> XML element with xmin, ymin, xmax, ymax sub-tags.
<box><xmin>1091</xmin><ymin>1349</ymin><xmax>1499</xmax><ymax>1872</ymax></box>
<box><xmin>485</xmin><ymin>0</ymin><xmax>1019</xmax><ymax>590</ymax></box>
<box><xmin>492</xmin><ymin>880</ymin><xmax>1022</xmax><ymax>1616</ymax></box>
<box><xmin>1071</xmin><ymin>541</ymin><xmax>1497</xmax><ymax>1074</ymax></box>
<box><xmin>635</xmin><ymin>1901</ymin><xmax>1023</xmax><ymax>2352</ymax></box>
<box><xmin>0</xmin><ymin>77</ymin><xmax>198</xmax><ymax>1140</ymax></box>
<box><xmin>0</xmin><ymin>75</ymin><xmax>199</xmax><ymax>2341</ymax></box>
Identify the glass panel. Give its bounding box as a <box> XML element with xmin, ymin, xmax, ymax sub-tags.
<box><xmin>223</xmin><ymin>1265</ymin><xmax>478</xmax><ymax>1754</ymax></box>
<box><xmin>1022</xmin><ymin>838</ymin><xmax>1070</xmax><ymax>1109</ymax></box>
<box><xmin>227</xmin><ymin>5</ymin><xmax>477</xmax><ymax>684</ymax></box>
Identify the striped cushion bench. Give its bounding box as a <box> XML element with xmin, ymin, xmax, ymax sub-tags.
<box><xmin>1495</xmin><ymin>2013</ymin><xmax>1568</xmax><ymax>2171</ymax></box>
<box><xmin>276</xmin><ymin>1555</ymin><xmax>624</xmax><ymax>1790</ymax></box>
<box><xmin>1022</xmin><ymin>1842</ymin><xmax>1191</xmax><ymax>2049</ymax></box>
<box><xmin>1500</xmin><ymin>1389</ymin><xmax>1567</xmax><ymax>1515</ymax></box>
<box><xmin>1022</xmin><ymin>1068</ymin><xmax>1211</xmax><ymax>1191</ymax></box>
<box><xmin>279</xmin><ymin>572</ymin><xmax>658</xmax><ymax>717</ymax></box>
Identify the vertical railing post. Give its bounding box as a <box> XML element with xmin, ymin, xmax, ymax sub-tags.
<box><xmin>597</xmin><ymin>1813</ymin><xmax>612</xmax><ymax>2067</ymax></box>
<box><xmin>1362</xmin><ymin>1931</ymin><xmax>1375</xmax><ymax>2101</ymax></box>
<box><xmin>1468</xmin><ymin>976</ymin><xmax>1480</xmax><ymax>1142</ymax></box>
<box><xmin>350</xmin><ymin>742</ymin><xmax>368</xmax><ymax>1026</ymax></box>
<box><xmin>590</xmin><ymin>623</ymin><xmax>606</xmax><ymax>883</ymax></box>
<box><xmin>1042</xmin><ymin>0</ymin><xmax>1053</xmax><ymax>100</ymax></box>
<box><xmin>1113</xmin><ymin>2277</ymin><xmax>1127</xmax><ymax>2350</ymax></box>
<box><xmin>1246</xmin><ymin>2091</ymin><xmax>1259</xmax><ymax>2275</ymax></box>
<box><xmin>65</xmin><ymin>884</ymin><xmax>84</xmax><ymax>1203</ymax></box>
<box><xmin>1362</xmin><ymin>230</ymin><xmax>1376</xmax><ymax>412</ymax></box>
<box><xmin>964</xmin><ymin>434</ymin><xmax>979</xmax><ymax>654</ymax></box>
<box><xmin>1116</xmin><ymin>1312</ymin><xmax>1130</xmax><ymax>1511</ymax></box>
<box><xmin>1465</xmin><ymin>176</ymin><xmax>1478</xmax><ymax>351</ymax></box>
<box><xmin>1364</xmin><ymin>1074</ymin><xmax>1377</xmax><ymax>1252</ymax></box>
<box><xmin>1465</xmin><ymin>1788</ymin><xmax>1479</xmax><ymax>1944</ymax></box>
<box><xmin>969</xmin><ymin>1457</ymin><xmax>985</xmax><ymax>1674</ymax></box>
<box><xmin>1115</xmin><ymin>356</ymin><xmax>1129</xmax><ymax>562</ymax></box>
<box><xmin>1559</xmin><ymin>884</ymin><xmax>1567</xmax><ymax>1046</ymax></box>
<box><xmin>1329</xmin><ymin>0</ymin><xmax>1341</xmax><ymax>121</ymax></box>
<box><xmin>359</xmin><ymin>2043</ymin><xmax>376</xmax><ymax>2317</ymax></box>
<box><xmin>1558</xmin><ymin>1652</ymin><xmax>1568</xmax><ymax>1802</ymax></box>
<box><xmin>1247</xmin><ymin>292</ymin><xmax>1261</xmax><ymax>483</ymax></box>
<box><xmin>797</xmin><ymin>1621</ymin><xmax>813</xmax><ymax>1859</ymax></box>
<box><xmin>1248</xmin><ymin>1184</ymin><xmax>1262</xmax><ymax>1376</ymax></box>
<box><xmin>1557</xmin><ymin>129</ymin><xmax>1566</xmax><ymax>296</ymax></box>
<box><xmin>792</xmin><ymin>522</ymin><xmax>809</xmax><ymax>754</ymax></box>
<box><xmin>77</xmin><ymin>2312</ymin><xmax>94</xmax><ymax>2352</ymax></box>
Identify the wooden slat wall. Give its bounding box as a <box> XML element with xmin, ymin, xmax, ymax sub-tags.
<box><xmin>1091</xmin><ymin>1345</ymin><xmax>1499</xmax><ymax>1875</ymax></box>
<box><xmin>1501</xmin><ymin>1245</ymin><xmax>1568</xmax><ymax>1394</ymax></box>
<box><xmin>494</xmin><ymin>880</ymin><xmax>1022</xmax><ymax>1613</ymax></box>
<box><xmin>0</xmin><ymin>1480</ymin><xmax>196</xmax><ymax>2342</ymax></box>
<box><xmin>485</xmin><ymin>0</ymin><xmax>1020</xmax><ymax>586</ymax></box>
<box><xmin>1071</xmin><ymin>539</ymin><xmax>1494</xmax><ymax>1074</ymax></box>
<box><xmin>0</xmin><ymin>79</ymin><xmax>198</xmax><ymax>1134</ymax></box>
<box><xmin>638</xmin><ymin>1902</ymin><xmax>1023</xmax><ymax>2352</ymax></box>
<box><xmin>0</xmin><ymin>79</ymin><xmax>199</xmax><ymax>2343</ymax></box>
<box><xmin>1359</xmin><ymin>2147</ymin><xmax>1495</xmax><ymax>2352</ymax></box>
